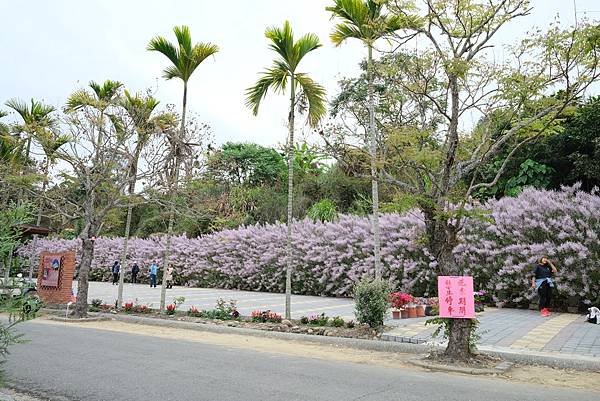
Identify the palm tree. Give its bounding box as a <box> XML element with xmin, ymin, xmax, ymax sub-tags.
<box><xmin>246</xmin><ymin>21</ymin><xmax>326</xmax><ymax>319</ymax></box>
<box><xmin>5</xmin><ymin>98</ymin><xmax>56</xmax><ymax>163</ymax></box>
<box><xmin>0</xmin><ymin>110</ymin><xmax>25</xmax><ymax>168</ymax></box>
<box><xmin>148</xmin><ymin>25</ymin><xmax>218</xmax><ymax>309</ymax></box>
<box><xmin>327</xmin><ymin>0</ymin><xmax>401</xmax><ymax>280</ymax></box>
<box><xmin>65</xmin><ymin>80</ymin><xmax>123</xmax><ymax>158</ymax></box>
<box><xmin>116</xmin><ymin>91</ymin><xmax>161</xmax><ymax>307</ymax></box>
<box><xmin>33</xmin><ymin>130</ymin><xmax>70</xmax><ymax>226</ymax></box>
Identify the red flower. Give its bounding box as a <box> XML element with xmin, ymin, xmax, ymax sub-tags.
<box><xmin>389</xmin><ymin>292</ymin><xmax>414</xmax><ymax>309</ymax></box>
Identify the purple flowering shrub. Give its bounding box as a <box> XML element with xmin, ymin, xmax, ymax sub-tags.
<box><xmin>455</xmin><ymin>185</ymin><xmax>600</xmax><ymax>305</ymax></box>
<box><xmin>19</xmin><ymin>186</ymin><xmax>600</xmax><ymax>303</ymax></box>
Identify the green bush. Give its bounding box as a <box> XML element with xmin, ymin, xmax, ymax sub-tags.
<box><xmin>331</xmin><ymin>316</ymin><xmax>345</xmax><ymax>327</ymax></box>
<box><xmin>354</xmin><ymin>278</ymin><xmax>390</xmax><ymax>328</ymax></box>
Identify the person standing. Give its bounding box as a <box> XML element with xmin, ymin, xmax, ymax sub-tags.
<box><xmin>111</xmin><ymin>261</ymin><xmax>120</xmax><ymax>285</ymax></box>
<box><xmin>531</xmin><ymin>256</ymin><xmax>558</xmax><ymax>317</ymax></box>
<box><xmin>149</xmin><ymin>262</ymin><xmax>158</xmax><ymax>288</ymax></box>
<box><xmin>131</xmin><ymin>262</ymin><xmax>140</xmax><ymax>284</ymax></box>
<box><xmin>165</xmin><ymin>266</ymin><xmax>174</xmax><ymax>289</ymax></box>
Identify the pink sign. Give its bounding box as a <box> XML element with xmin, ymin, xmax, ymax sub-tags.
<box><xmin>438</xmin><ymin>276</ymin><xmax>475</xmax><ymax>319</ymax></box>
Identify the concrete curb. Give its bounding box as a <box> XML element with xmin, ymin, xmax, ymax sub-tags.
<box><xmin>47</xmin><ymin>316</ymin><xmax>111</xmax><ymax>323</ymax></box>
<box><xmin>40</xmin><ymin>309</ymin><xmax>600</xmax><ymax>372</ymax></box>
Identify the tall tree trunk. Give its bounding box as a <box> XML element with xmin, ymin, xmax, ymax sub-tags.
<box><xmin>29</xmin><ymin>157</ymin><xmax>50</xmax><ymax>280</ymax></box>
<box><xmin>285</xmin><ymin>75</ymin><xmax>296</xmax><ymax>320</ymax></box>
<box><xmin>117</xmin><ymin>157</ymin><xmax>140</xmax><ymax>307</ymax></box>
<box><xmin>367</xmin><ymin>44</ymin><xmax>382</xmax><ymax>280</ymax></box>
<box><xmin>160</xmin><ymin>81</ymin><xmax>186</xmax><ymax>310</ymax></box>
<box><xmin>36</xmin><ymin>158</ymin><xmax>50</xmax><ymax>226</ymax></box>
<box><xmin>117</xmin><ymin>202</ymin><xmax>133</xmax><ymax>307</ymax></box>
<box><xmin>73</xmin><ymin>232</ymin><xmax>95</xmax><ymax>318</ymax></box>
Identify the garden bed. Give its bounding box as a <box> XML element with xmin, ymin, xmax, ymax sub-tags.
<box><xmin>93</xmin><ymin>309</ymin><xmax>381</xmax><ymax>340</ymax></box>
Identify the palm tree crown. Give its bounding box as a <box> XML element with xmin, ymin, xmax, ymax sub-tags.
<box><xmin>5</xmin><ymin>98</ymin><xmax>56</xmax><ymax>134</ymax></box>
<box><xmin>245</xmin><ymin>21</ymin><xmax>326</xmax><ymax>127</ymax></box>
<box><xmin>65</xmin><ymin>80</ymin><xmax>123</xmax><ymax>112</ymax></box>
<box><xmin>327</xmin><ymin>0</ymin><xmax>402</xmax><ymax>46</ymax></box>
<box><xmin>147</xmin><ymin>25</ymin><xmax>219</xmax><ymax>84</ymax></box>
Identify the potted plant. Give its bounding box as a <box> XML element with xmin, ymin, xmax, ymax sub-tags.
<box><xmin>389</xmin><ymin>292</ymin><xmax>413</xmax><ymax>319</ymax></box>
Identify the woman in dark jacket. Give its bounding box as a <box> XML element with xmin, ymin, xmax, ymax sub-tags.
<box><xmin>531</xmin><ymin>257</ymin><xmax>558</xmax><ymax>317</ymax></box>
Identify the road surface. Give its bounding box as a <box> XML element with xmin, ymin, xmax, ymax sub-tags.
<box><xmin>4</xmin><ymin>320</ymin><xmax>599</xmax><ymax>401</ymax></box>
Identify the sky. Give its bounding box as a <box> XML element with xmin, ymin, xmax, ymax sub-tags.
<box><xmin>1</xmin><ymin>0</ymin><xmax>599</xmax><ymax>151</ymax></box>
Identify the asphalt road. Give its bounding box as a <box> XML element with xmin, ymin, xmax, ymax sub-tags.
<box><xmin>4</xmin><ymin>321</ymin><xmax>599</xmax><ymax>401</ymax></box>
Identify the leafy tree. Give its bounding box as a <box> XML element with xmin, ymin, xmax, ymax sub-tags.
<box><xmin>148</xmin><ymin>25</ymin><xmax>218</xmax><ymax>309</ymax></box>
<box><xmin>246</xmin><ymin>21</ymin><xmax>326</xmax><ymax>319</ymax></box>
<box><xmin>208</xmin><ymin>142</ymin><xmax>286</xmax><ymax>186</ymax></box>
<box><xmin>327</xmin><ymin>0</ymin><xmax>404</xmax><ymax>280</ymax></box>
<box><xmin>327</xmin><ymin>0</ymin><xmax>600</xmax><ymax>360</ymax></box>
<box><xmin>57</xmin><ymin>88</ymin><xmax>134</xmax><ymax>317</ymax></box>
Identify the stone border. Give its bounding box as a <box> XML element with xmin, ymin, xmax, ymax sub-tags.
<box><xmin>409</xmin><ymin>356</ymin><xmax>513</xmax><ymax>375</ymax></box>
<box><xmin>40</xmin><ymin>309</ymin><xmax>600</xmax><ymax>372</ymax></box>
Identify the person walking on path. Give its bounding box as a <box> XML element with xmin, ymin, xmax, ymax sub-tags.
<box><xmin>531</xmin><ymin>256</ymin><xmax>558</xmax><ymax>317</ymax></box>
<box><xmin>111</xmin><ymin>261</ymin><xmax>120</xmax><ymax>285</ymax></box>
<box><xmin>165</xmin><ymin>266</ymin><xmax>174</xmax><ymax>289</ymax></box>
<box><xmin>131</xmin><ymin>262</ymin><xmax>140</xmax><ymax>284</ymax></box>
<box><xmin>149</xmin><ymin>262</ymin><xmax>158</xmax><ymax>288</ymax></box>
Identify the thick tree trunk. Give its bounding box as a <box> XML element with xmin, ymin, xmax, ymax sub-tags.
<box><xmin>73</xmin><ymin>236</ymin><xmax>95</xmax><ymax>318</ymax></box>
<box><xmin>160</xmin><ymin>81</ymin><xmax>186</xmax><ymax>309</ymax></box>
<box><xmin>367</xmin><ymin>44</ymin><xmax>382</xmax><ymax>280</ymax></box>
<box><xmin>285</xmin><ymin>75</ymin><xmax>296</xmax><ymax>320</ymax></box>
<box><xmin>423</xmin><ymin>205</ymin><xmax>474</xmax><ymax>360</ymax></box>
<box><xmin>445</xmin><ymin>318</ymin><xmax>473</xmax><ymax>359</ymax></box>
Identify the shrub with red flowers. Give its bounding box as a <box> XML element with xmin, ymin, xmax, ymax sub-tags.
<box><xmin>187</xmin><ymin>306</ymin><xmax>202</xmax><ymax>318</ymax></box>
<box><xmin>389</xmin><ymin>292</ymin><xmax>413</xmax><ymax>309</ymax></box>
<box><xmin>123</xmin><ymin>302</ymin><xmax>134</xmax><ymax>312</ymax></box>
<box><xmin>165</xmin><ymin>304</ymin><xmax>176</xmax><ymax>315</ymax></box>
<box><xmin>135</xmin><ymin>305</ymin><xmax>150</xmax><ymax>314</ymax></box>
<box><xmin>251</xmin><ymin>310</ymin><xmax>282</xmax><ymax>323</ymax></box>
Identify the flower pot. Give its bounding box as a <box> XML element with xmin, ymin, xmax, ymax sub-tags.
<box><xmin>416</xmin><ymin>305</ymin><xmax>426</xmax><ymax>317</ymax></box>
<box><xmin>392</xmin><ymin>310</ymin><xmax>401</xmax><ymax>319</ymax></box>
<box><xmin>406</xmin><ymin>306</ymin><xmax>417</xmax><ymax>318</ymax></box>
<box><xmin>400</xmin><ymin>309</ymin><xmax>408</xmax><ymax>319</ymax></box>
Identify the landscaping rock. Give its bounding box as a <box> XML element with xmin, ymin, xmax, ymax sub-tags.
<box><xmin>281</xmin><ymin>319</ymin><xmax>293</xmax><ymax>327</ymax></box>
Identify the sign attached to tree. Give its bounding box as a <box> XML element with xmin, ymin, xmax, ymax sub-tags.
<box><xmin>37</xmin><ymin>251</ymin><xmax>75</xmax><ymax>304</ymax></box>
<box><xmin>438</xmin><ymin>276</ymin><xmax>475</xmax><ymax>319</ymax></box>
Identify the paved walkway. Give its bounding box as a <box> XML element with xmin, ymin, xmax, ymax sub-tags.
<box><xmin>84</xmin><ymin>282</ymin><xmax>600</xmax><ymax>358</ymax></box>
<box><xmin>381</xmin><ymin>308</ymin><xmax>600</xmax><ymax>358</ymax></box>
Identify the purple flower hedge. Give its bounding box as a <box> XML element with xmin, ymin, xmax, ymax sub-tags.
<box><xmin>19</xmin><ymin>186</ymin><xmax>600</xmax><ymax>304</ymax></box>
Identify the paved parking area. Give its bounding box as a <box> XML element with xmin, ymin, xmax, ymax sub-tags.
<box><xmin>84</xmin><ymin>281</ymin><xmax>356</xmax><ymax>320</ymax></box>
<box><xmin>84</xmin><ymin>282</ymin><xmax>600</xmax><ymax>358</ymax></box>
